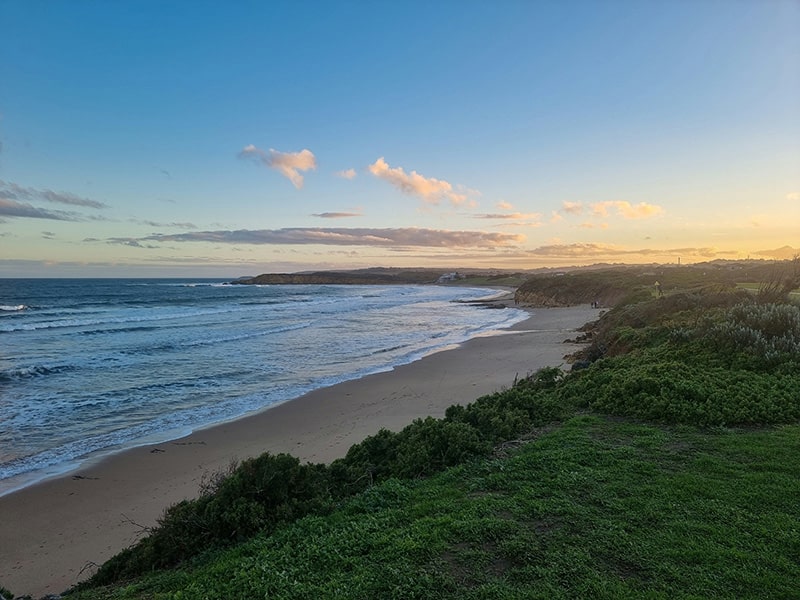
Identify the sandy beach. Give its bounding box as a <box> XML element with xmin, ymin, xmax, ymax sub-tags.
<box><xmin>0</xmin><ymin>304</ymin><xmax>599</xmax><ymax>597</ymax></box>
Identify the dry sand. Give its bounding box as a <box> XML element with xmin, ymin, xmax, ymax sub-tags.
<box><xmin>0</xmin><ymin>304</ymin><xmax>599</xmax><ymax>597</ymax></box>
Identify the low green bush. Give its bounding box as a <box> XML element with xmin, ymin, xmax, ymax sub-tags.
<box><xmin>563</xmin><ymin>353</ymin><xmax>800</xmax><ymax>426</ymax></box>
<box><xmin>704</xmin><ymin>302</ymin><xmax>800</xmax><ymax>370</ymax></box>
<box><xmin>89</xmin><ymin>454</ymin><xmax>333</xmax><ymax>585</ymax></box>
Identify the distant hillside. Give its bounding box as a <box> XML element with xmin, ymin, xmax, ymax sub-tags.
<box><xmin>231</xmin><ymin>269</ymin><xmax>444</xmax><ymax>285</ymax></box>
<box><xmin>231</xmin><ymin>268</ymin><xmax>531</xmax><ymax>286</ymax></box>
<box><xmin>233</xmin><ymin>260</ymin><xmax>797</xmax><ymax>291</ymax></box>
<box><xmin>514</xmin><ymin>260</ymin><xmax>798</xmax><ymax>307</ymax></box>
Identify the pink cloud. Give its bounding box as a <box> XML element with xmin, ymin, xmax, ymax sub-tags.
<box><xmin>239</xmin><ymin>145</ymin><xmax>317</xmax><ymax>189</ymax></box>
<box><xmin>368</xmin><ymin>157</ymin><xmax>469</xmax><ymax>206</ymax></box>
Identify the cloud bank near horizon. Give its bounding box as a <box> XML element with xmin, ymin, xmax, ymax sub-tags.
<box><xmin>238</xmin><ymin>145</ymin><xmax>317</xmax><ymax>189</ymax></box>
<box><xmin>135</xmin><ymin>227</ymin><xmax>524</xmax><ymax>248</ymax></box>
<box><xmin>525</xmin><ymin>243</ymin><xmax>733</xmax><ymax>259</ymax></box>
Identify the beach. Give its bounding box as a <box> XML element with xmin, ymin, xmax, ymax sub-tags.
<box><xmin>0</xmin><ymin>305</ymin><xmax>599</xmax><ymax>597</ymax></box>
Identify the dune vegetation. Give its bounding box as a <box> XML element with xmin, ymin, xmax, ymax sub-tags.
<box><xmin>5</xmin><ymin>261</ymin><xmax>799</xmax><ymax>600</ymax></box>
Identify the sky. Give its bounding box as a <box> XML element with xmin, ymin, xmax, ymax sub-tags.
<box><xmin>1</xmin><ymin>0</ymin><xmax>798</xmax><ymax>277</ymax></box>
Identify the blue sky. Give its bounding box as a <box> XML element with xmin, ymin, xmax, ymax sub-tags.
<box><xmin>1</xmin><ymin>0</ymin><xmax>798</xmax><ymax>277</ymax></box>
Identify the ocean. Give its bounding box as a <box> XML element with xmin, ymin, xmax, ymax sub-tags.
<box><xmin>0</xmin><ymin>279</ymin><xmax>527</xmax><ymax>495</ymax></box>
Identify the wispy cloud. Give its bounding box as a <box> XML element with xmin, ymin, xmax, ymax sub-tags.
<box><xmin>557</xmin><ymin>200</ymin><xmax>664</xmax><ymax>221</ymax></box>
<box><xmin>238</xmin><ymin>145</ymin><xmax>317</xmax><ymax>189</ymax></box>
<box><xmin>104</xmin><ymin>237</ymin><xmax>159</xmax><ymax>249</ymax></box>
<box><xmin>0</xmin><ymin>180</ymin><xmax>107</xmax><ymax>208</ymax></box>
<box><xmin>472</xmin><ymin>212</ymin><xmax>541</xmax><ymax>220</ymax></box>
<box><xmin>561</xmin><ymin>201</ymin><xmax>584</xmax><ymax>215</ymax></box>
<box><xmin>311</xmin><ymin>212</ymin><xmax>362</xmax><ymax>219</ymax></box>
<box><xmin>368</xmin><ymin>157</ymin><xmax>469</xmax><ymax>206</ymax></box>
<box><xmin>137</xmin><ymin>227</ymin><xmax>524</xmax><ymax>248</ymax></box>
<box><xmin>336</xmin><ymin>168</ymin><xmax>357</xmax><ymax>180</ymax></box>
<box><xmin>131</xmin><ymin>219</ymin><xmax>198</xmax><ymax>229</ymax></box>
<box><xmin>0</xmin><ymin>198</ymin><xmax>78</xmax><ymax>221</ymax></box>
<box><xmin>591</xmin><ymin>200</ymin><xmax>664</xmax><ymax>219</ymax></box>
<box><xmin>497</xmin><ymin>201</ymin><xmax>514</xmax><ymax>210</ymax></box>
<box><xmin>787</xmin><ymin>192</ymin><xmax>800</xmax><ymax>202</ymax></box>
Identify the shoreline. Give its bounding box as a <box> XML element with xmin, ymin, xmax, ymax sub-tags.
<box><xmin>0</xmin><ymin>304</ymin><xmax>599</xmax><ymax>597</ymax></box>
<box><xmin>0</xmin><ymin>286</ymin><xmax>523</xmax><ymax>500</ymax></box>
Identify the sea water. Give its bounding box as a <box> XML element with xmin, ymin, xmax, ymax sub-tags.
<box><xmin>0</xmin><ymin>279</ymin><xmax>527</xmax><ymax>495</ymax></box>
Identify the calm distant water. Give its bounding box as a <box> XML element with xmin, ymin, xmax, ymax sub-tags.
<box><xmin>0</xmin><ymin>279</ymin><xmax>526</xmax><ymax>495</ymax></box>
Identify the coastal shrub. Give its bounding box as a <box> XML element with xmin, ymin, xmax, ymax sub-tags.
<box><xmin>562</xmin><ymin>351</ymin><xmax>800</xmax><ymax>426</ymax></box>
<box><xmin>201</xmin><ymin>453</ymin><xmax>331</xmax><ymax>538</ymax></box>
<box><xmin>445</xmin><ymin>368</ymin><xmax>572</xmax><ymax>443</ymax></box>
<box><xmin>391</xmin><ymin>417</ymin><xmax>489</xmax><ymax>478</ymax></box>
<box><xmin>330</xmin><ymin>418</ymin><xmax>490</xmax><ymax>493</ymax></box>
<box><xmin>573</xmin><ymin>289</ymin><xmax>752</xmax><ymax>363</ymax></box>
<box><xmin>89</xmin><ymin>454</ymin><xmax>333</xmax><ymax>585</ymax></box>
<box><xmin>329</xmin><ymin>428</ymin><xmax>401</xmax><ymax>494</ymax></box>
<box><xmin>445</xmin><ymin>401</ymin><xmax>531</xmax><ymax>444</ymax></box>
<box><xmin>703</xmin><ymin>302</ymin><xmax>800</xmax><ymax>370</ymax></box>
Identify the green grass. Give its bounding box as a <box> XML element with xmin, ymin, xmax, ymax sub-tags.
<box><xmin>66</xmin><ymin>417</ymin><xmax>800</xmax><ymax>600</ymax></box>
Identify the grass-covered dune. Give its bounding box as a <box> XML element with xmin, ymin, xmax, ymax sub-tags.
<box><xmin>6</xmin><ymin>263</ymin><xmax>799</xmax><ymax>599</ymax></box>
<box><xmin>57</xmin><ymin>418</ymin><xmax>800</xmax><ymax>600</ymax></box>
<box><xmin>514</xmin><ymin>259</ymin><xmax>799</xmax><ymax>308</ymax></box>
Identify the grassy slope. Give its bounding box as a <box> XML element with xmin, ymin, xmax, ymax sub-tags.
<box><xmin>36</xmin><ymin>262</ymin><xmax>800</xmax><ymax>600</ymax></box>
<box><xmin>68</xmin><ymin>418</ymin><xmax>799</xmax><ymax>600</ymax></box>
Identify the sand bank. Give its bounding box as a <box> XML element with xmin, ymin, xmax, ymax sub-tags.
<box><xmin>0</xmin><ymin>305</ymin><xmax>599</xmax><ymax>597</ymax></box>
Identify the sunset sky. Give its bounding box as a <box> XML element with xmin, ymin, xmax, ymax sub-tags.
<box><xmin>1</xmin><ymin>0</ymin><xmax>798</xmax><ymax>277</ymax></box>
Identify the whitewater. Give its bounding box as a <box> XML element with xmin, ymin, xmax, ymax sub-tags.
<box><xmin>0</xmin><ymin>279</ymin><xmax>527</xmax><ymax>495</ymax></box>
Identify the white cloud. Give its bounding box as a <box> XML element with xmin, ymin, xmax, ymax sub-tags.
<box><xmin>787</xmin><ymin>192</ymin><xmax>800</xmax><ymax>201</ymax></box>
<box><xmin>238</xmin><ymin>145</ymin><xmax>317</xmax><ymax>189</ymax></box>
<box><xmin>336</xmin><ymin>168</ymin><xmax>357</xmax><ymax>180</ymax></box>
<box><xmin>368</xmin><ymin>157</ymin><xmax>468</xmax><ymax>206</ymax></box>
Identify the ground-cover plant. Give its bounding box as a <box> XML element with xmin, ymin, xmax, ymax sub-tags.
<box><xmin>65</xmin><ymin>417</ymin><xmax>800</xmax><ymax>600</ymax></box>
